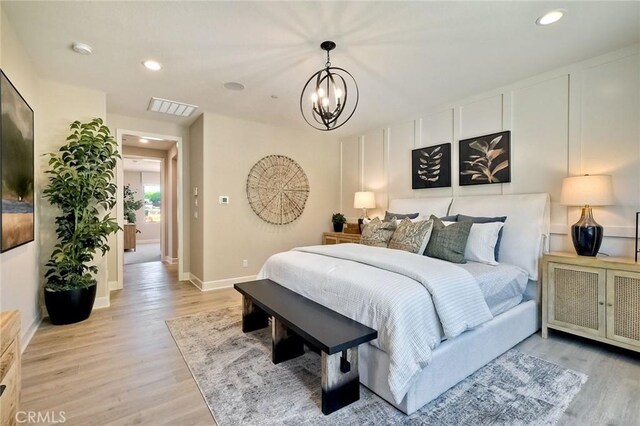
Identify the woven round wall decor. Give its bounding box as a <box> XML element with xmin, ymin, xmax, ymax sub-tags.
<box><xmin>246</xmin><ymin>155</ymin><xmax>310</xmax><ymax>225</ymax></box>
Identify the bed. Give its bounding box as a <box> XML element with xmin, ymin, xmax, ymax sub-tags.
<box><xmin>258</xmin><ymin>193</ymin><xmax>550</xmax><ymax>415</ymax></box>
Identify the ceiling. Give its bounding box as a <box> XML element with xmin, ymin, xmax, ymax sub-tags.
<box><xmin>123</xmin><ymin>157</ymin><xmax>161</xmax><ymax>173</ymax></box>
<box><xmin>4</xmin><ymin>1</ymin><xmax>639</xmax><ymax>136</ymax></box>
<box><xmin>122</xmin><ymin>134</ymin><xmax>176</xmax><ymax>151</ymax></box>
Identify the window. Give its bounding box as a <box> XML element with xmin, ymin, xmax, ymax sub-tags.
<box><xmin>144</xmin><ymin>185</ymin><xmax>161</xmax><ymax>223</ymax></box>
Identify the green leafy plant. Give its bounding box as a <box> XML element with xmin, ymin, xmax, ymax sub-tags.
<box><xmin>461</xmin><ymin>135</ymin><xmax>509</xmax><ymax>183</ymax></box>
<box><xmin>124</xmin><ymin>184</ymin><xmax>143</xmax><ymax>224</ymax></box>
<box><xmin>331</xmin><ymin>213</ymin><xmax>347</xmax><ymax>224</ymax></box>
<box><xmin>43</xmin><ymin>118</ymin><xmax>121</xmax><ymax>292</ymax></box>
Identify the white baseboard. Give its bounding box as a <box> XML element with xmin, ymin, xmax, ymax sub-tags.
<box><xmin>21</xmin><ymin>315</ymin><xmax>42</xmax><ymax>354</ymax></box>
<box><xmin>163</xmin><ymin>256</ymin><xmax>178</xmax><ymax>264</ymax></box>
<box><xmin>109</xmin><ymin>280</ymin><xmax>122</xmax><ymax>291</ymax></box>
<box><xmin>137</xmin><ymin>239</ymin><xmax>160</xmax><ymax>244</ymax></box>
<box><xmin>189</xmin><ymin>273</ymin><xmax>256</xmax><ymax>291</ymax></box>
<box><xmin>179</xmin><ymin>271</ymin><xmax>190</xmax><ymax>281</ymax></box>
<box><xmin>93</xmin><ymin>296</ymin><xmax>110</xmax><ymax>309</ymax></box>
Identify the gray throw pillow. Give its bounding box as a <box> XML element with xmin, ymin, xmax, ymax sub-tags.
<box><xmin>440</xmin><ymin>215</ymin><xmax>459</xmax><ymax>222</ymax></box>
<box><xmin>384</xmin><ymin>211</ymin><xmax>419</xmax><ymax>221</ymax></box>
<box><xmin>388</xmin><ymin>218</ymin><xmax>434</xmax><ymax>254</ymax></box>
<box><xmin>457</xmin><ymin>214</ymin><xmax>507</xmax><ymax>261</ymax></box>
<box><xmin>424</xmin><ymin>215</ymin><xmax>472</xmax><ymax>263</ymax></box>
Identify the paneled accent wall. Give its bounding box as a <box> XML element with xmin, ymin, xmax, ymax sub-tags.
<box><xmin>340</xmin><ymin>45</ymin><xmax>639</xmax><ymax>257</ymax></box>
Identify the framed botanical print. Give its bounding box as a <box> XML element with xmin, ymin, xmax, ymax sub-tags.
<box><xmin>412</xmin><ymin>143</ymin><xmax>451</xmax><ymax>189</ymax></box>
<box><xmin>459</xmin><ymin>131</ymin><xmax>510</xmax><ymax>186</ymax></box>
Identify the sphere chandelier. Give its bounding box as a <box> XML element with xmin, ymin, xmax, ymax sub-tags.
<box><xmin>300</xmin><ymin>41</ymin><xmax>359</xmax><ymax>131</ymax></box>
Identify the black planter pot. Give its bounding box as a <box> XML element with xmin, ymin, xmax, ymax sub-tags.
<box><xmin>333</xmin><ymin>222</ymin><xmax>344</xmax><ymax>232</ymax></box>
<box><xmin>45</xmin><ymin>285</ymin><xmax>97</xmax><ymax>325</ymax></box>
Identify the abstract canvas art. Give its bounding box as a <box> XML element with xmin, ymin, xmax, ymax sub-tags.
<box><xmin>459</xmin><ymin>131</ymin><xmax>510</xmax><ymax>186</ymax></box>
<box><xmin>412</xmin><ymin>143</ymin><xmax>451</xmax><ymax>189</ymax></box>
<box><xmin>1</xmin><ymin>70</ymin><xmax>35</xmax><ymax>252</ymax></box>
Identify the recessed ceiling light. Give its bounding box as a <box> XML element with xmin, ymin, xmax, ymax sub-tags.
<box><xmin>139</xmin><ymin>138</ymin><xmax>149</xmax><ymax>144</ymax></box>
<box><xmin>72</xmin><ymin>42</ymin><xmax>93</xmax><ymax>55</ymax></box>
<box><xmin>224</xmin><ymin>82</ymin><xmax>245</xmax><ymax>91</ymax></box>
<box><xmin>142</xmin><ymin>60</ymin><xmax>162</xmax><ymax>71</ymax></box>
<box><xmin>536</xmin><ymin>10</ymin><xmax>565</xmax><ymax>26</ymax></box>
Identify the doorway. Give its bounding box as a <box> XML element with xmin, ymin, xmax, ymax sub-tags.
<box><xmin>114</xmin><ymin>130</ymin><xmax>185</xmax><ymax>291</ymax></box>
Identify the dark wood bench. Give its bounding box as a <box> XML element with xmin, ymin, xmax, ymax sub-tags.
<box><xmin>234</xmin><ymin>279</ymin><xmax>378</xmax><ymax>415</ymax></box>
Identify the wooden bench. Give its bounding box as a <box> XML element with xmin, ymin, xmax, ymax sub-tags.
<box><xmin>234</xmin><ymin>279</ymin><xmax>378</xmax><ymax>415</ymax></box>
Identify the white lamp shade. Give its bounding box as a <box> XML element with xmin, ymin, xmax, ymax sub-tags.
<box><xmin>560</xmin><ymin>175</ymin><xmax>614</xmax><ymax>206</ymax></box>
<box><xmin>354</xmin><ymin>191</ymin><xmax>376</xmax><ymax>209</ymax></box>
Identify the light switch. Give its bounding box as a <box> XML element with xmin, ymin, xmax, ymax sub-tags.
<box><xmin>219</xmin><ymin>196</ymin><xmax>230</xmax><ymax>204</ymax></box>
<box><xmin>193</xmin><ymin>187</ymin><xmax>198</xmax><ymax>196</ymax></box>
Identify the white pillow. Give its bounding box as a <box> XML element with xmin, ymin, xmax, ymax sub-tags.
<box><xmin>464</xmin><ymin>222</ymin><xmax>504</xmax><ymax>265</ymax></box>
<box><xmin>443</xmin><ymin>221</ymin><xmax>504</xmax><ymax>266</ymax></box>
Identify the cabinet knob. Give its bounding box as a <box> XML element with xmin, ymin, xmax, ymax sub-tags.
<box><xmin>598</xmin><ymin>301</ymin><xmax>604</xmax><ymax>305</ymax></box>
<box><xmin>607</xmin><ymin>303</ymin><xmax>613</xmax><ymax>307</ymax></box>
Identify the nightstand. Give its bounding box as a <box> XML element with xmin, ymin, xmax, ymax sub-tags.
<box><xmin>542</xmin><ymin>252</ymin><xmax>640</xmax><ymax>352</ymax></box>
<box><xmin>322</xmin><ymin>232</ymin><xmax>361</xmax><ymax>245</ymax></box>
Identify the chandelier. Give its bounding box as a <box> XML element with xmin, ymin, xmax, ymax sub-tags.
<box><xmin>300</xmin><ymin>41</ymin><xmax>359</xmax><ymax>131</ymax></box>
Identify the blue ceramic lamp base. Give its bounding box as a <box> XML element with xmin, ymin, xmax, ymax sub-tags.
<box><xmin>571</xmin><ymin>206</ymin><xmax>603</xmax><ymax>257</ymax></box>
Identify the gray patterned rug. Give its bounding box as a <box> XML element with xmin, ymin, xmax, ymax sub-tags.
<box><xmin>166</xmin><ymin>307</ymin><xmax>587</xmax><ymax>426</ymax></box>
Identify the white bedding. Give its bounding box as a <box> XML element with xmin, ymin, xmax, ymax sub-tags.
<box><xmin>257</xmin><ymin>243</ymin><xmax>493</xmax><ymax>403</ymax></box>
<box><xmin>458</xmin><ymin>261</ymin><xmax>529</xmax><ymax>316</ymax></box>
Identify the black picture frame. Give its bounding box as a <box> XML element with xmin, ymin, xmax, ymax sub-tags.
<box><xmin>1</xmin><ymin>69</ymin><xmax>35</xmax><ymax>252</ymax></box>
<box><xmin>459</xmin><ymin>131</ymin><xmax>510</xmax><ymax>186</ymax></box>
<box><xmin>412</xmin><ymin>143</ymin><xmax>451</xmax><ymax>189</ymax></box>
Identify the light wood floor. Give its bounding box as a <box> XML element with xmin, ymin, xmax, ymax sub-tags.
<box><xmin>21</xmin><ymin>261</ymin><xmax>639</xmax><ymax>425</ymax></box>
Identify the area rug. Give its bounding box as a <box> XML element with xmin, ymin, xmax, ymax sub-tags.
<box><xmin>166</xmin><ymin>307</ymin><xmax>587</xmax><ymax>426</ymax></box>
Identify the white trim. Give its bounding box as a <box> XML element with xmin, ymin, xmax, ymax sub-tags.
<box><xmin>136</xmin><ymin>239</ymin><xmax>161</xmax><ymax>244</ymax></box>
<box><xmin>163</xmin><ymin>256</ymin><xmax>178</xmax><ymax>264</ymax></box>
<box><xmin>109</xmin><ymin>280</ymin><xmax>122</xmax><ymax>291</ymax></box>
<box><xmin>116</xmin><ymin>129</ymin><xmax>185</xmax><ymax>289</ymax></box>
<box><xmin>550</xmin><ymin>224</ymin><xmax>636</xmax><ymax>238</ymax></box>
<box><xmin>189</xmin><ymin>274</ymin><xmax>257</xmax><ymax>291</ymax></box>
<box><xmin>20</xmin><ymin>315</ymin><xmax>42</xmax><ymax>353</ymax></box>
<box><xmin>180</xmin><ymin>271</ymin><xmax>190</xmax><ymax>281</ymax></box>
<box><xmin>93</xmin><ymin>296</ymin><xmax>110</xmax><ymax>309</ymax></box>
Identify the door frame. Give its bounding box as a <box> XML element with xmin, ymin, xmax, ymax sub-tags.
<box><xmin>115</xmin><ymin>129</ymin><xmax>185</xmax><ymax>291</ymax></box>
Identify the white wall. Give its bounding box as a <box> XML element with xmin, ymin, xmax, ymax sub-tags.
<box><xmin>340</xmin><ymin>45</ymin><xmax>640</xmax><ymax>258</ymax></box>
<box><xmin>189</xmin><ymin>112</ymin><xmax>340</xmax><ymax>286</ymax></box>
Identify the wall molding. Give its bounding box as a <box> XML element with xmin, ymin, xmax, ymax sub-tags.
<box><xmin>163</xmin><ymin>256</ymin><xmax>178</xmax><ymax>264</ymax></box>
<box><xmin>93</xmin><ymin>296</ymin><xmax>110</xmax><ymax>309</ymax></box>
<box><xmin>189</xmin><ymin>273</ymin><xmax>257</xmax><ymax>291</ymax></box>
<box><xmin>109</xmin><ymin>280</ymin><xmax>122</xmax><ymax>291</ymax></box>
<box><xmin>136</xmin><ymin>239</ymin><xmax>160</xmax><ymax>244</ymax></box>
<box><xmin>21</xmin><ymin>315</ymin><xmax>42</xmax><ymax>354</ymax></box>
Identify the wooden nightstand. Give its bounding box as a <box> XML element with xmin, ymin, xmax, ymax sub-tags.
<box><xmin>322</xmin><ymin>232</ymin><xmax>361</xmax><ymax>245</ymax></box>
<box><xmin>542</xmin><ymin>252</ymin><xmax>640</xmax><ymax>352</ymax></box>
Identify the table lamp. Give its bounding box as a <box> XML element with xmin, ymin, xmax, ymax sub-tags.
<box><xmin>354</xmin><ymin>191</ymin><xmax>375</xmax><ymax>220</ymax></box>
<box><xmin>560</xmin><ymin>174</ymin><xmax>613</xmax><ymax>256</ymax></box>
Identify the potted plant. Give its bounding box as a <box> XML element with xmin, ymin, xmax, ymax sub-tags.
<box><xmin>42</xmin><ymin>118</ymin><xmax>120</xmax><ymax>325</ymax></box>
<box><xmin>331</xmin><ymin>213</ymin><xmax>347</xmax><ymax>232</ymax></box>
<box><xmin>123</xmin><ymin>184</ymin><xmax>143</xmax><ymax>224</ymax></box>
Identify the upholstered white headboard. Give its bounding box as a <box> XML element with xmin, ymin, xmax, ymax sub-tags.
<box><xmin>388</xmin><ymin>193</ymin><xmax>550</xmax><ymax>280</ymax></box>
<box><xmin>388</xmin><ymin>197</ymin><xmax>453</xmax><ymax>218</ymax></box>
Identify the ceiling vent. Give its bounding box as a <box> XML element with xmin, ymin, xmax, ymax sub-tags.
<box><xmin>147</xmin><ymin>97</ymin><xmax>198</xmax><ymax>117</ymax></box>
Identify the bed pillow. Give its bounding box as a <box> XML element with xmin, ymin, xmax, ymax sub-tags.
<box><xmin>388</xmin><ymin>218</ymin><xmax>434</xmax><ymax>254</ymax></box>
<box><xmin>457</xmin><ymin>215</ymin><xmax>507</xmax><ymax>261</ymax></box>
<box><xmin>361</xmin><ymin>217</ymin><xmax>397</xmax><ymax>247</ymax></box>
<box><xmin>424</xmin><ymin>215</ymin><xmax>472</xmax><ymax>263</ymax></box>
<box><xmin>384</xmin><ymin>211</ymin><xmax>419</xmax><ymax>221</ymax></box>
<box><xmin>462</xmin><ymin>221</ymin><xmax>505</xmax><ymax>266</ymax></box>
<box><xmin>440</xmin><ymin>215</ymin><xmax>459</xmax><ymax>222</ymax></box>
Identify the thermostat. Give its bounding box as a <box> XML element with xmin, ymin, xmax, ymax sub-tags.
<box><xmin>219</xmin><ymin>196</ymin><xmax>230</xmax><ymax>204</ymax></box>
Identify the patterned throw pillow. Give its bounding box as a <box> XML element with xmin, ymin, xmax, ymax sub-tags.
<box><xmin>383</xmin><ymin>211</ymin><xmax>420</xmax><ymax>221</ymax></box>
<box><xmin>361</xmin><ymin>217</ymin><xmax>397</xmax><ymax>247</ymax></box>
<box><xmin>424</xmin><ymin>215</ymin><xmax>472</xmax><ymax>263</ymax></box>
<box><xmin>388</xmin><ymin>218</ymin><xmax>434</xmax><ymax>254</ymax></box>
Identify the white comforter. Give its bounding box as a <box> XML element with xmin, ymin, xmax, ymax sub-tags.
<box><xmin>257</xmin><ymin>243</ymin><xmax>493</xmax><ymax>403</ymax></box>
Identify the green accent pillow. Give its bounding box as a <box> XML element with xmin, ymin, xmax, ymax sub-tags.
<box><xmin>361</xmin><ymin>217</ymin><xmax>397</xmax><ymax>247</ymax></box>
<box><xmin>424</xmin><ymin>215</ymin><xmax>472</xmax><ymax>263</ymax></box>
